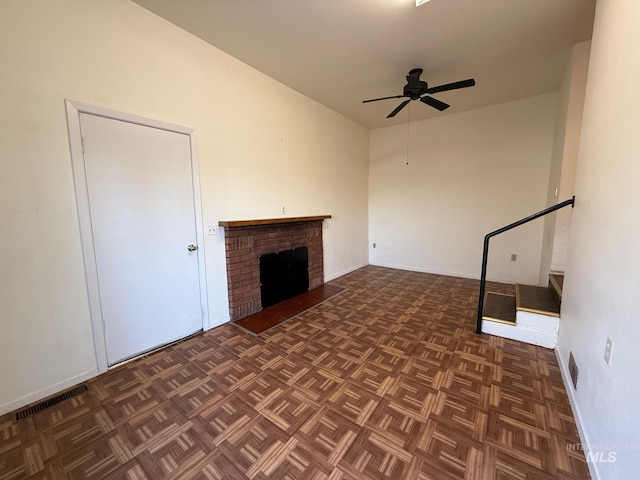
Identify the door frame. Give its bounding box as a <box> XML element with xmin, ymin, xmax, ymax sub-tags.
<box><xmin>65</xmin><ymin>99</ymin><xmax>209</xmax><ymax>373</ymax></box>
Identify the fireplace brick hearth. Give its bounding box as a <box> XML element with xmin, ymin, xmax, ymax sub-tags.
<box><xmin>219</xmin><ymin>216</ymin><xmax>330</xmax><ymax>321</ymax></box>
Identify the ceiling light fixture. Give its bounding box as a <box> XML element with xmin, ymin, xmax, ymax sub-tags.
<box><xmin>416</xmin><ymin>0</ymin><xmax>431</xmax><ymax>6</ymax></box>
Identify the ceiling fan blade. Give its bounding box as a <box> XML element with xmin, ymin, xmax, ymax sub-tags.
<box><xmin>362</xmin><ymin>94</ymin><xmax>406</xmax><ymax>103</ymax></box>
<box><xmin>420</xmin><ymin>96</ymin><xmax>450</xmax><ymax>111</ymax></box>
<box><xmin>426</xmin><ymin>78</ymin><xmax>476</xmax><ymax>94</ymax></box>
<box><xmin>387</xmin><ymin>99</ymin><xmax>411</xmax><ymax>118</ymax></box>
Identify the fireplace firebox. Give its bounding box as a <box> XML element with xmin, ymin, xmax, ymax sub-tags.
<box><xmin>259</xmin><ymin>246</ymin><xmax>309</xmax><ymax>308</ymax></box>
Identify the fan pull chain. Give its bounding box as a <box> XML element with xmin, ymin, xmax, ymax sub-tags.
<box><xmin>406</xmin><ymin>102</ymin><xmax>411</xmax><ymax>165</ymax></box>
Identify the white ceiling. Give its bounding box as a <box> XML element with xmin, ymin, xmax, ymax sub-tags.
<box><xmin>131</xmin><ymin>0</ymin><xmax>596</xmax><ymax>129</ymax></box>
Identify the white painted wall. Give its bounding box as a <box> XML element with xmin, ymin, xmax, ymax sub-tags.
<box><xmin>538</xmin><ymin>41</ymin><xmax>591</xmax><ymax>285</ymax></box>
<box><xmin>369</xmin><ymin>94</ymin><xmax>557</xmax><ymax>284</ymax></box>
<box><xmin>557</xmin><ymin>1</ymin><xmax>640</xmax><ymax>478</ymax></box>
<box><xmin>550</xmin><ymin>41</ymin><xmax>590</xmax><ymax>273</ymax></box>
<box><xmin>0</xmin><ymin>0</ymin><xmax>368</xmax><ymax>414</ymax></box>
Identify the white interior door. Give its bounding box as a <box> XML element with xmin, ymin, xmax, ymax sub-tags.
<box><xmin>80</xmin><ymin>113</ymin><xmax>203</xmax><ymax>366</ymax></box>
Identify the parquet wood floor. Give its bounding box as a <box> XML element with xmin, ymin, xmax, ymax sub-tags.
<box><xmin>0</xmin><ymin>266</ymin><xmax>590</xmax><ymax>479</ymax></box>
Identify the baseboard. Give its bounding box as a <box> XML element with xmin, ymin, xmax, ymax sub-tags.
<box><xmin>555</xmin><ymin>348</ymin><xmax>601</xmax><ymax>480</ymax></box>
<box><xmin>369</xmin><ymin>262</ymin><xmax>544</xmax><ymax>286</ymax></box>
<box><xmin>0</xmin><ymin>368</ymin><xmax>99</xmax><ymax>417</ymax></box>
<box><xmin>206</xmin><ymin>315</ymin><xmax>230</xmax><ymax>331</ymax></box>
<box><xmin>325</xmin><ymin>262</ymin><xmax>368</xmax><ymax>282</ymax></box>
<box><xmin>367</xmin><ymin>261</ymin><xmax>518</xmax><ymax>284</ymax></box>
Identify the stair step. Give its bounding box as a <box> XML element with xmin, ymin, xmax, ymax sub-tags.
<box><xmin>516</xmin><ymin>284</ymin><xmax>560</xmax><ymax>317</ymax></box>
<box><xmin>482</xmin><ymin>319</ymin><xmax>558</xmax><ymax>348</ymax></box>
<box><xmin>548</xmin><ymin>273</ymin><xmax>564</xmax><ymax>305</ymax></box>
<box><xmin>482</xmin><ymin>292</ymin><xmax>516</xmax><ymax>324</ymax></box>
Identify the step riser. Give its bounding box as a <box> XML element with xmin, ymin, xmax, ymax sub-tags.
<box><xmin>482</xmin><ymin>320</ymin><xmax>558</xmax><ymax>349</ymax></box>
<box><xmin>516</xmin><ymin>311</ymin><xmax>559</xmax><ymax>331</ymax></box>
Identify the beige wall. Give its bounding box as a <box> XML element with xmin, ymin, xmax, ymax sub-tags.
<box><xmin>0</xmin><ymin>0</ymin><xmax>369</xmax><ymax>414</ymax></box>
<box><xmin>368</xmin><ymin>93</ymin><xmax>557</xmax><ymax>284</ymax></box>
<box><xmin>538</xmin><ymin>41</ymin><xmax>591</xmax><ymax>285</ymax></box>
<box><xmin>558</xmin><ymin>1</ymin><xmax>640</xmax><ymax>478</ymax></box>
<box><xmin>550</xmin><ymin>41</ymin><xmax>590</xmax><ymax>273</ymax></box>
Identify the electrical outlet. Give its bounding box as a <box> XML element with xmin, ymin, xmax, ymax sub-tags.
<box><xmin>511</xmin><ymin>254</ymin><xmax>517</xmax><ymax>261</ymax></box>
<box><xmin>604</xmin><ymin>337</ymin><xmax>614</xmax><ymax>366</ymax></box>
<box><xmin>281</xmin><ymin>206</ymin><xmax>285</xmax><ymax>214</ymax></box>
<box><xmin>373</xmin><ymin>242</ymin><xmax>376</xmax><ymax>248</ymax></box>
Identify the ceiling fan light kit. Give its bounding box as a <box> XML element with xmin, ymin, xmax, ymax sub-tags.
<box><xmin>363</xmin><ymin>68</ymin><xmax>476</xmax><ymax>118</ymax></box>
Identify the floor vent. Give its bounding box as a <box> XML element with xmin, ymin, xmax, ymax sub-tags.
<box><xmin>14</xmin><ymin>384</ymin><xmax>90</xmax><ymax>421</ymax></box>
<box><xmin>568</xmin><ymin>352</ymin><xmax>579</xmax><ymax>389</ymax></box>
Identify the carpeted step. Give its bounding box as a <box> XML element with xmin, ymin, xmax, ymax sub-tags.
<box><xmin>483</xmin><ymin>292</ymin><xmax>516</xmax><ymax>324</ymax></box>
<box><xmin>516</xmin><ymin>283</ymin><xmax>560</xmax><ymax>317</ymax></box>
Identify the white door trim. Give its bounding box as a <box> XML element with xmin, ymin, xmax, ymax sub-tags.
<box><xmin>65</xmin><ymin>99</ymin><xmax>209</xmax><ymax>373</ymax></box>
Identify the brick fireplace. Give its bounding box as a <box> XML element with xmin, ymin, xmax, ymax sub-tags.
<box><xmin>218</xmin><ymin>216</ymin><xmax>331</xmax><ymax>321</ymax></box>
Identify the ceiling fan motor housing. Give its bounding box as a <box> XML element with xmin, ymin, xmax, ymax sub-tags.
<box><xmin>404</xmin><ymin>68</ymin><xmax>428</xmax><ymax>99</ymax></box>
<box><xmin>403</xmin><ymin>81</ymin><xmax>428</xmax><ymax>100</ymax></box>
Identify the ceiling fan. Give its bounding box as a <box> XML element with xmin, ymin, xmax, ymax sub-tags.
<box><xmin>363</xmin><ymin>68</ymin><xmax>476</xmax><ymax>118</ymax></box>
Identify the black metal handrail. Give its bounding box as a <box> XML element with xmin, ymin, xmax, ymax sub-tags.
<box><xmin>475</xmin><ymin>196</ymin><xmax>575</xmax><ymax>334</ymax></box>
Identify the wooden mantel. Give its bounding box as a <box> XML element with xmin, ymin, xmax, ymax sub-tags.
<box><xmin>218</xmin><ymin>215</ymin><xmax>331</xmax><ymax>229</ymax></box>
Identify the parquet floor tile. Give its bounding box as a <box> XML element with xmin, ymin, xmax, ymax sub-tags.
<box><xmin>0</xmin><ymin>266</ymin><xmax>590</xmax><ymax>479</ymax></box>
<box><xmin>297</xmin><ymin>407</ymin><xmax>360</xmax><ymax>467</ymax></box>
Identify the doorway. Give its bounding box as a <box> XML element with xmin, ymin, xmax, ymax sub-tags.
<box><xmin>66</xmin><ymin>101</ymin><xmax>208</xmax><ymax>369</ymax></box>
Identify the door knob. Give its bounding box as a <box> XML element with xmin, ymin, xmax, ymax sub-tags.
<box><xmin>187</xmin><ymin>244</ymin><xmax>198</xmax><ymax>252</ymax></box>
